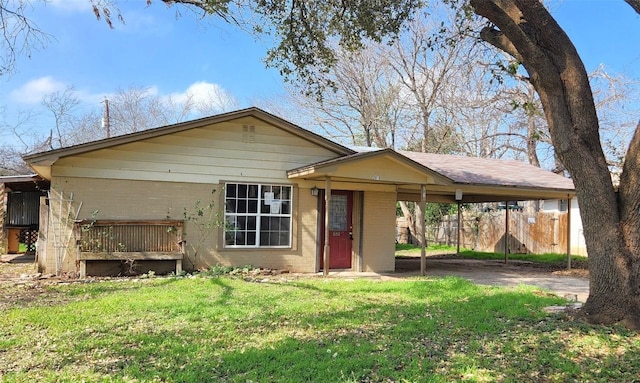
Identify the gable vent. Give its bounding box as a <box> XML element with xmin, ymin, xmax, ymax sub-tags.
<box><xmin>242</xmin><ymin>125</ymin><xmax>256</xmax><ymax>143</ymax></box>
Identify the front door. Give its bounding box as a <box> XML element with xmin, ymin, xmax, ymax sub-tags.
<box><xmin>320</xmin><ymin>190</ymin><xmax>353</xmax><ymax>269</ymax></box>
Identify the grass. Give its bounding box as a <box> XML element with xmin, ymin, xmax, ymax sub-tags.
<box><xmin>395</xmin><ymin>243</ymin><xmax>457</xmax><ymax>252</ymax></box>
<box><xmin>1</xmin><ymin>273</ymin><xmax>639</xmax><ymax>382</ymax></box>
<box><xmin>395</xmin><ymin>243</ymin><xmax>457</xmax><ymax>256</ymax></box>
<box><xmin>395</xmin><ymin>243</ymin><xmax>588</xmax><ymax>264</ymax></box>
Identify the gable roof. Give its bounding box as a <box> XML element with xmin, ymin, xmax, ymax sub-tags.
<box><xmin>288</xmin><ymin>148</ymin><xmax>453</xmax><ymax>185</ymax></box>
<box><xmin>289</xmin><ymin>148</ymin><xmax>575</xmax><ymax>202</ymax></box>
<box><xmin>24</xmin><ymin>107</ymin><xmax>354</xmax><ymax>168</ymax></box>
<box><xmin>22</xmin><ymin>106</ymin><xmax>575</xmax><ymax>202</ymax></box>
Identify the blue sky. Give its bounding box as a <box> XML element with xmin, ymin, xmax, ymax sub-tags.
<box><xmin>1</xmin><ymin>0</ymin><xmax>639</xmax><ymax>149</ymax></box>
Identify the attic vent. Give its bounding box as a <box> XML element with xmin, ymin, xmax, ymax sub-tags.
<box><xmin>242</xmin><ymin>125</ymin><xmax>256</xmax><ymax>143</ymax></box>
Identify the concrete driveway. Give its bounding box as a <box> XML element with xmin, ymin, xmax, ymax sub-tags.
<box><xmin>391</xmin><ymin>257</ymin><xmax>590</xmax><ymax>302</ymax></box>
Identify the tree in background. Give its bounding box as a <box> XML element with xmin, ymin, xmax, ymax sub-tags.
<box><xmin>0</xmin><ymin>0</ymin><xmax>50</xmax><ymax>76</ymax></box>
<box><xmin>0</xmin><ymin>107</ymin><xmax>47</xmax><ymax>175</ymax></box>
<box><xmin>288</xmin><ymin>44</ymin><xmax>407</xmax><ymax>149</ymax></box>
<box><xmin>0</xmin><ymin>82</ymin><xmax>238</xmax><ymax>174</ymax></box>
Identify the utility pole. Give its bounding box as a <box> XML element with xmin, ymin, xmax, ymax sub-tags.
<box><xmin>102</xmin><ymin>98</ymin><xmax>111</xmax><ymax>138</ymax></box>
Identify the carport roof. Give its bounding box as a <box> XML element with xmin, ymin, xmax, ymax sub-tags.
<box><xmin>0</xmin><ymin>174</ymin><xmax>49</xmax><ymax>192</ymax></box>
<box><xmin>398</xmin><ymin>151</ymin><xmax>574</xmax><ymax>190</ymax></box>
<box><xmin>288</xmin><ymin>148</ymin><xmax>575</xmax><ymax>203</ymax></box>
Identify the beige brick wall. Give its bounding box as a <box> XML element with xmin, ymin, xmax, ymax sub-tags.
<box><xmin>42</xmin><ymin>177</ymin><xmax>320</xmax><ymax>275</ymax></box>
<box><xmin>361</xmin><ymin>191</ymin><xmax>397</xmax><ymax>272</ymax></box>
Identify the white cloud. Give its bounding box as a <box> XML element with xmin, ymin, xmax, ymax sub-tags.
<box><xmin>46</xmin><ymin>0</ymin><xmax>93</xmax><ymax>13</ymax></box>
<box><xmin>9</xmin><ymin>76</ymin><xmax>68</xmax><ymax>104</ymax></box>
<box><xmin>168</xmin><ymin>81</ymin><xmax>238</xmax><ymax>114</ymax></box>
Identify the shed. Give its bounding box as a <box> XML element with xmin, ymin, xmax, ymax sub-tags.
<box><xmin>0</xmin><ymin>175</ymin><xmax>49</xmax><ymax>255</ymax></box>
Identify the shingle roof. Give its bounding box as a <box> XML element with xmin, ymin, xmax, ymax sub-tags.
<box><xmin>398</xmin><ymin>151</ymin><xmax>574</xmax><ymax>190</ymax></box>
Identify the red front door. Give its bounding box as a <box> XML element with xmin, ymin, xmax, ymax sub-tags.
<box><xmin>320</xmin><ymin>190</ymin><xmax>353</xmax><ymax>269</ymax></box>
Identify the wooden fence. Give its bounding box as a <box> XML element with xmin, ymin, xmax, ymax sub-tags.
<box><xmin>420</xmin><ymin>210</ymin><xmax>578</xmax><ymax>255</ymax></box>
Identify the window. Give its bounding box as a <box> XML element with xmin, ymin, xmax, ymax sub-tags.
<box><xmin>224</xmin><ymin>183</ymin><xmax>292</xmax><ymax>248</ymax></box>
<box><xmin>559</xmin><ymin>199</ymin><xmax>569</xmax><ymax>212</ymax></box>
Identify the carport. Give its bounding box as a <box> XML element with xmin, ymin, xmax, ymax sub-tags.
<box><xmin>288</xmin><ymin>148</ymin><xmax>576</xmax><ymax>276</ymax></box>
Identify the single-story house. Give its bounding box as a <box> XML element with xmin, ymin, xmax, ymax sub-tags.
<box><xmin>23</xmin><ymin>107</ymin><xmax>576</xmax><ymax>277</ymax></box>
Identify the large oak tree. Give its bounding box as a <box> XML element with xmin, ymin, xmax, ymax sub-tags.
<box><xmin>469</xmin><ymin>0</ymin><xmax>640</xmax><ymax>328</ymax></box>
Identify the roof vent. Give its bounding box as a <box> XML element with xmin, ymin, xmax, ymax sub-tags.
<box><xmin>242</xmin><ymin>125</ymin><xmax>255</xmax><ymax>143</ymax></box>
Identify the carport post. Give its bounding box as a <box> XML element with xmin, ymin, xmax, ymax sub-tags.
<box><xmin>323</xmin><ymin>177</ymin><xmax>332</xmax><ymax>277</ymax></box>
<box><xmin>456</xmin><ymin>203</ymin><xmax>462</xmax><ymax>255</ymax></box>
<box><xmin>504</xmin><ymin>202</ymin><xmax>509</xmax><ymax>264</ymax></box>
<box><xmin>420</xmin><ymin>184</ymin><xmax>427</xmax><ymax>276</ymax></box>
<box><xmin>566</xmin><ymin>197</ymin><xmax>572</xmax><ymax>270</ymax></box>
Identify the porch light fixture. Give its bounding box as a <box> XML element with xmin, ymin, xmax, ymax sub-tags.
<box><xmin>310</xmin><ymin>186</ymin><xmax>319</xmax><ymax>196</ymax></box>
<box><xmin>455</xmin><ymin>189</ymin><xmax>463</xmax><ymax>201</ymax></box>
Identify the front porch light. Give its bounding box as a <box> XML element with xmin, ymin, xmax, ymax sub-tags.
<box><xmin>310</xmin><ymin>186</ymin><xmax>319</xmax><ymax>196</ymax></box>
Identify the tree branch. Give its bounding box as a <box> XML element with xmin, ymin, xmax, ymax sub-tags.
<box><xmin>479</xmin><ymin>26</ymin><xmax>522</xmax><ymax>62</ymax></box>
<box><xmin>624</xmin><ymin>0</ymin><xmax>640</xmax><ymax>14</ymax></box>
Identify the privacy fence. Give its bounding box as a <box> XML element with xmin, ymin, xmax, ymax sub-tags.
<box><xmin>398</xmin><ymin>210</ymin><xmax>586</xmax><ymax>256</ymax></box>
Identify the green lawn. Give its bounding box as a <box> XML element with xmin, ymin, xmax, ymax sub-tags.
<box><xmin>1</xmin><ymin>273</ymin><xmax>638</xmax><ymax>382</ymax></box>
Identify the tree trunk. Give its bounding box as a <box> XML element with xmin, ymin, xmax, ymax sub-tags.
<box><xmin>470</xmin><ymin>0</ymin><xmax>640</xmax><ymax>329</ymax></box>
<box><xmin>524</xmin><ymin>84</ymin><xmax>541</xmax><ymax>167</ymax></box>
<box><xmin>399</xmin><ymin>201</ymin><xmax>423</xmax><ymax>246</ymax></box>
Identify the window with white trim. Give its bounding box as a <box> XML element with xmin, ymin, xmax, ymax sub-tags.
<box><xmin>224</xmin><ymin>183</ymin><xmax>293</xmax><ymax>248</ymax></box>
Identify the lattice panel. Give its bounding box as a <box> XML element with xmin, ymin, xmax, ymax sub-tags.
<box><xmin>19</xmin><ymin>229</ymin><xmax>38</xmax><ymax>254</ymax></box>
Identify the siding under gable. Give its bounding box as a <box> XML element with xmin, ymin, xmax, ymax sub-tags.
<box><xmin>52</xmin><ymin>119</ymin><xmax>340</xmax><ymax>184</ymax></box>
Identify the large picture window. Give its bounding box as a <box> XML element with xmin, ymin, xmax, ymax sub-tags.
<box><xmin>224</xmin><ymin>183</ymin><xmax>293</xmax><ymax>248</ymax></box>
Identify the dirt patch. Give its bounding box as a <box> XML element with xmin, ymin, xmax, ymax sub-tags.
<box><xmin>0</xmin><ymin>255</ymin><xmax>85</xmax><ymax>311</ymax></box>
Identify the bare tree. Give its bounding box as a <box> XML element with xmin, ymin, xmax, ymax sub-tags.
<box><xmin>108</xmin><ymin>84</ymin><xmax>239</xmax><ymax>136</ymax></box>
<box><xmin>289</xmin><ymin>44</ymin><xmax>408</xmax><ymax>149</ymax></box>
<box><xmin>589</xmin><ymin>66</ymin><xmax>640</xmax><ymax>182</ymax></box>
<box><xmin>0</xmin><ymin>0</ymin><xmax>50</xmax><ymax>76</ymax></box>
<box><xmin>0</xmin><ymin>107</ymin><xmax>49</xmax><ymax>174</ymax></box>
<box><xmin>385</xmin><ymin>9</ymin><xmax>474</xmax><ymax>154</ymax></box>
<box><xmin>108</xmin><ymin>86</ymin><xmax>165</xmax><ymax>135</ymax></box>
<box><xmin>41</xmin><ymin>86</ymin><xmax>82</xmax><ymax>148</ymax></box>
